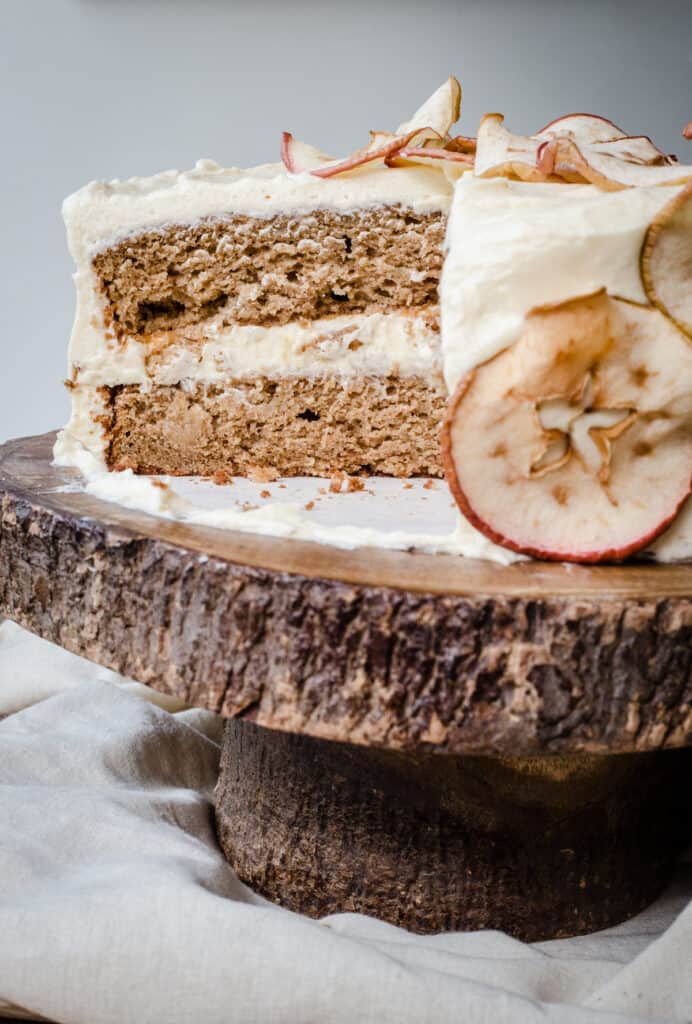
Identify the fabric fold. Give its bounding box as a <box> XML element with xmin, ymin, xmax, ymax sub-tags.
<box><xmin>0</xmin><ymin>620</ymin><xmax>689</xmax><ymax>1024</ymax></box>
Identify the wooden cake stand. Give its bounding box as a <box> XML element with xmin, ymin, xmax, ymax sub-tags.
<box><xmin>1</xmin><ymin>433</ymin><xmax>691</xmax><ymax>941</ymax></box>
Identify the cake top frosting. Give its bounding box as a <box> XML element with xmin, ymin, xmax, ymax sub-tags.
<box><xmin>440</xmin><ymin>175</ymin><xmax>686</xmax><ymax>392</ymax></box>
<box><xmin>63</xmin><ymin>73</ymin><xmax>692</xmax><ymax>262</ymax></box>
<box><xmin>62</xmin><ymin>77</ymin><xmax>465</xmax><ymax>261</ymax></box>
<box><xmin>62</xmin><ymin>160</ymin><xmax>454</xmax><ymax>263</ymax></box>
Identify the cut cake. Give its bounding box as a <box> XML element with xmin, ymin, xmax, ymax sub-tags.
<box><xmin>60</xmin><ymin>79</ymin><xmax>465</xmax><ymax>479</ymax></box>
<box><xmin>56</xmin><ymin>76</ymin><xmax>692</xmax><ymax>564</ymax></box>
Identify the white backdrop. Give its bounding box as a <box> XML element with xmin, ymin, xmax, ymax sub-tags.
<box><xmin>1</xmin><ymin>0</ymin><xmax>691</xmax><ymax>442</ymax></box>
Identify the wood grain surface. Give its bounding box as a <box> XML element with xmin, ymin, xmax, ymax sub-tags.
<box><xmin>1</xmin><ymin>432</ymin><xmax>691</xmax><ymax>755</ymax></box>
<box><xmin>216</xmin><ymin>720</ymin><xmax>692</xmax><ymax>938</ymax></box>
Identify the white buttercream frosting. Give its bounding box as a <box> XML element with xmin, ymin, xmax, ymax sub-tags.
<box><xmin>439</xmin><ymin>173</ymin><xmax>692</xmax><ymax>562</ymax></box>
<box><xmin>440</xmin><ymin>175</ymin><xmax>683</xmax><ymax>392</ymax></box>
<box><xmin>63</xmin><ymin>159</ymin><xmax>452</xmax><ymax>263</ymax></box>
<box><xmin>70</xmin><ymin>310</ymin><xmax>441</xmax><ymax>388</ymax></box>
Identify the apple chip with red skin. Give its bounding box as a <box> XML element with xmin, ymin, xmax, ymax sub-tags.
<box><xmin>536</xmin><ymin>113</ymin><xmax>628</xmax><ymax>144</ymax></box>
<box><xmin>281</xmin><ymin>134</ymin><xmax>335</xmax><ymax>174</ymax></box>
<box><xmin>281</xmin><ymin>76</ymin><xmax>462</xmax><ymax>179</ymax></box>
<box><xmin>477</xmin><ymin>110</ymin><xmax>690</xmax><ymax>188</ymax></box>
<box><xmin>396</xmin><ymin>75</ymin><xmax>461</xmax><ymax>138</ymax></box>
<box><xmin>588</xmin><ymin>136</ymin><xmax>673</xmax><ymax>165</ymax></box>
<box><xmin>641</xmin><ymin>182</ymin><xmax>692</xmax><ymax>339</ymax></box>
<box><xmin>536</xmin><ymin>136</ymin><xmax>692</xmax><ymax>191</ymax></box>
<box><xmin>475</xmin><ymin>114</ymin><xmax>550</xmax><ymax>182</ymax></box>
<box><xmin>281</xmin><ymin>127</ymin><xmax>440</xmax><ymax>177</ymax></box>
<box><xmin>442</xmin><ymin>291</ymin><xmax>692</xmax><ymax>563</ymax></box>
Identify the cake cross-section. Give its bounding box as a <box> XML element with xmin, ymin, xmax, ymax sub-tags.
<box><xmin>59</xmin><ymin>78</ymin><xmax>465</xmax><ymax>479</ymax></box>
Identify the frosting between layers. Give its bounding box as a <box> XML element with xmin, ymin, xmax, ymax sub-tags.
<box><xmin>63</xmin><ymin>159</ymin><xmax>453</xmax><ymax>262</ymax></box>
<box><xmin>71</xmin><ymin>307</ymin><xmax>442</xmax><ymax>387</ymax></box>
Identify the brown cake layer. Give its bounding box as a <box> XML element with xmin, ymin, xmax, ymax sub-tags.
<box><xmin>93</xmin><ymin>208</ymin><xmax>445</xmax><ymax>340</ymax></box>
<box><xmin>106</xmin><ymin>376</ymin><xmax>447</xmax><ymax>477</ymax></box>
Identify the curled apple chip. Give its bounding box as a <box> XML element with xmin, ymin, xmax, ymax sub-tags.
<box><xmin>389</xmin><ymin>145</ymin><xmax>473</xmax><ymax>170</ymax></box>
<box><xmin>589</xmin><ymin>136</ymin><xmax>673</xmax><ymax>165</ymax></box>
<box><xmin>282</xmin><ymin>77</ymin><xmax>464</xmax><ymax>178</ymax></box>
<box><xmin>536</xmin><ymin>113</ymin><xmax>628</xmax><ymax>144</ymax></box>
<box><xmin>396</xmin><ymin>75</ymin><xmax>461</xmax><ymax>138</ymax></box>
<box><xmin>537</xmin><ymin>136</ymin><xmax>692</xmax><ymax>191</ymax></box>
<box><xmin>442</xmin><ymin>291</ymin><xmax>692</xmax><ymax>563</ymax></box>
<box><xmin>535</xmin><ymin>139</ymin><xmax>585</xmax><ymax>182</ymax></box>
<box><xmin>282</xmin><ymin>127</ymin><xmax>437</xmax><ymax>178</ymax></box>
<box><xmin>475</xmin><ymin>114</ymin><xmax>550</xmax><ymax>182</ymax></box>
<box><xmin>536</xmin><ymin>116</ymin><xmax>670</xmax><ymax>164</ymax></box>
<box><xmin>281</xmin><ymin>133</ymin><xmax>336</xmax><ymax>173</ymax></box>
<box><xmin>477</xmin><ymin>110</ymin><xmax>686</xmax><ymax>188</ymax></box>
<box><xmin>641</xmin><ymin>182</ymin><xmax>692</xmax><ymax>339</ymax></box>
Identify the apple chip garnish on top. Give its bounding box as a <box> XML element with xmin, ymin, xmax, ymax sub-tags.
<box><xmin>281</xmin><ymin>75</ymin><xmax>473</xmax><ymax>178</ymax></box>
<box><xmin>395</xmin><ymin>75</ymin><xmax>461</xmax><ymax>138</ymax></box>
<box><xmin>441</xmin><ymin>290</ymin><xmax>692</xmax><ymax>563</ymax></box>
<box><xmin>641</xmin><ymin>182</ymin><xmax>692</xmax><ymax>339</ymax></box>
<box><xmin>475</xmin><ymin>110</ymin><xmax>692</xmax><ymax>189</ymax></box>
<box><xmin>474</xmin><ymin>114</ymin><xmax>549</xmax><ymax>182</ymax></box>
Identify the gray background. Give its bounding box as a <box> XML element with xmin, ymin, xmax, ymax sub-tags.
<box><xmin>1</xmin><ymin>0</ymin><xmax>691</xmax><ymax>442</ymax></box>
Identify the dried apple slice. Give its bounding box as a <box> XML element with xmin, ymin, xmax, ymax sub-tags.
<box><xmin>475</xmin><ymin>114</ymin><xmax>549</xmax><ymax>182</ymax></box>
<box><xmin>282</xmin><ymin>127</ymin><xmax>437</xmax><ymax>178</ymax></box>
<box><xmin>396</xmin><ymin>75</ymin><xmax>461</xmax><ymax>137</ymax></box>
<box><xmin>441</xmin><ymin>291</ymin><xmax>692</xmax><ymax>563</ymax></box>
<box><xmin>383</xmin><ymin>130</ymin><xmax>446</xmax><ymax>166</ymax></box>
<box><xmin>281</xmin><ymin>133</ymin><xmax>336</xmax><ymax>173</ymax></box>
<box><xmin>474</xmin><ymin>109</ymin><xmax>683</xmax><ymax>188</ymax></box>
<box><xmin>590</xmin><ymin>136</ymin><xmax>672</xmax><ymax>165</ymax></box>
<box><xmin>281</xmin><ymin>77</ymin><xmax>461</xmax><ymax>180</ymax></box>
<box><xmin>390</xmin><ymin>146</ymin><xmax>473</xmax><ymax>168</ymax></box>
<box><xmin>536</xmin><ymin>139</ymin><xmax>586</xmax><ymax>182</ymax></box>
<box><xmin>538</xmin><ymin>136</ymin><xmax>692</xmax><ymax>190</ymax></box>
<box><xmin>536</xmin><ymin>113</ymin><xmax>628</xmax><ymax>144</ymax></box>
<box><xmin>641</xmin><ymin>182</ymin><xmax>692</xmax><ymax>338</ymax></box>
<box><xmin>445</xmin><ymin>135</ymin><xmax>477</xmax><ymax>155</ymax></box>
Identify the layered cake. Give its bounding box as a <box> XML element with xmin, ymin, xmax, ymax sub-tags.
<box><xmin>59</xmin><ymin>79</ymin><xmax>465</xmax><ymax>479</ymax></box>
<box><xmin>56</xmin><ymin>77</ymin><xmax>692</xmax><ymax>564</ymax></box>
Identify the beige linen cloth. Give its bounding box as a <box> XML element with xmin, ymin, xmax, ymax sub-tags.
<box><xmin>0</xmin><ymin>619</ymin><xmax>690</xmax><ymax>1024</ymax></box>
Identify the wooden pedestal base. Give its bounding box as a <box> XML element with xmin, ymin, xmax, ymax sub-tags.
<box><xmin>2</xmin><ymin>436</ymin><xmax>691</xmax><ymax>940</ymax></box>
<box><xmin>216</xmin><ymin>721</ymin><xmax>692</xmax><ymax>941</ymax></box>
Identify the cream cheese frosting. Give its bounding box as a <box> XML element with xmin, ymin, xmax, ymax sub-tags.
<box><xmin>440</xmin><ymin>175</ymin><xmax>684</xmax><ymax>392</ymax></box>
<box><xmin>70</xmin><ymin>310</ymin><xmax>441</xmax><ymax>389</ymax></box>
<box><xmin>63</xmin><ymin>159</ymin><xmax>452</xmax><ymax>263</ymax></box>
<box><xmin>440</xmin><ymin>173</ymin><xmax>692</xmax><ymax>562</ymax></box>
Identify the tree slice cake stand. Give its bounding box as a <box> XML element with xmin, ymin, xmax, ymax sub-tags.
<box><xmin>1</xmin><ymin>433</ymin><xmax>691</xmax><ymax>941</ymax></box>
